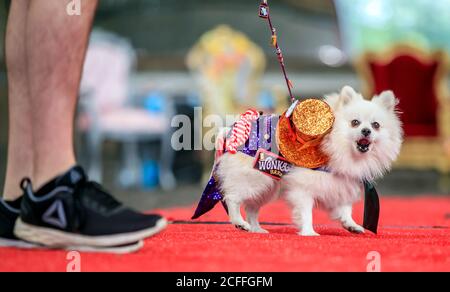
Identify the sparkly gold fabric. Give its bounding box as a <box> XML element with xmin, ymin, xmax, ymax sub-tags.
<box><xmin>276</xmin><ymin>99</ymin><xmax>334</xmax><ymax>168</ymax></box>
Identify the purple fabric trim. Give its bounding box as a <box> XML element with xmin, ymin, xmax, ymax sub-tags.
<box><xmin>192</xmin><ymin>115</ymin><xmax>277</xmax><ymax>219</ymax></box>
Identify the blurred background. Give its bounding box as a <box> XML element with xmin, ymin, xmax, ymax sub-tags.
<box><xmin>0</xmin><ymin>0</ymin><xmax>449</xmax><ymax>211</ymax></box>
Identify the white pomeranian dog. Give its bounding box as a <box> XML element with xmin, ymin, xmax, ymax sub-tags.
<box><xmin>215</xmin><ymin>86</ymin><xmax>403</xmax><ymax>236</ymax></box>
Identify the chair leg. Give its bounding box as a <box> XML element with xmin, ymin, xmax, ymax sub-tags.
<box><xmin>159</xmin><ymin>131</ymin><xmax>176</xmax><ymax>191</ymax></box>
<box><xmin>439</xmin><ymin>173</ymin><xmax>450</xmax><ymax>193</ymax></box>
<box><xmin>119</xmin><ymin>140</ymin><xmax>141</xmax><ymax>188</ymax></box>
<box><xmin>87</xmin><ymin>133</ymin><xmax>103</xmax><ymax>183</ymax></box>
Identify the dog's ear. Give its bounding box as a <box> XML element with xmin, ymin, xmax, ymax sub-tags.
<box><xmin>326</xmin><ymin>86</ymin><xmax>362</xmax><ymax>110</ymax></box>
<box><xmin>339</xmin><ymin>86</ymin><xmax>359</xmax><ymax>106</ymax></box>
<box><xmin>373</xmin><ymin>90</ymin><xmax>399</xmax><ymax>111</ymax></box>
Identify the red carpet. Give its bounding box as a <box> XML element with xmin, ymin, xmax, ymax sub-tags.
<box><xmin>0</xmin><ymin>196</ymin><xmax>449</xmax><ymax>272</ymax></box>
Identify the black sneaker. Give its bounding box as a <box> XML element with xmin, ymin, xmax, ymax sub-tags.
<box><xmin>13</xmin><ymin>166</ymin><xmax>167</xmax><ymax>249</ymax></box>
<box><xmin>0</xmin><ymin>192</ymin><xmax>145</xmax><ymax>253</ymax></box>
<box><xmin>0</xmin><ymin>197</ymin><xmax>33</xmax><ymax>248</ymax></box>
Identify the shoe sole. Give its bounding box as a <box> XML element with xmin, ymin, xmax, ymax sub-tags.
<box><xmin>67</xmin><ymin>240</ymin><xmax>144</xmax><ymax>254</ymax></box>
<box><xmin>0</xmin><ymin>237</ymin><xmax>144</xmax><ymax>254</ymax></box>
<box><xmin>0</xmin><ymin>238</ymin><xmax>41</xmax><ymax>249</ymax></box>
<box><xmin>14</xmin><ymin>217</ymin><xmax>167</xmax><ymax>249</ymax></box>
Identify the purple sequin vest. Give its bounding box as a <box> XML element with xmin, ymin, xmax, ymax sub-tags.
<box><xmin>192</xmin><ymin>115</ymin><xmax>278</xmax><ymax>219</ymax></box>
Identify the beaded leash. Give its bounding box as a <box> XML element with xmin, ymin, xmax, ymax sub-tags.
<box><xmin>259</xmin><ymin>0</ymin><xmax>295</xmax><ymax>104</ymax></box>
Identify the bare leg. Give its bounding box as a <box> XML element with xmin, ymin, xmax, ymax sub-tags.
<box><xmin>3</xmin><ymin>0</ymin><xmax>32</xmax><ymax>200</ymax></box>
<box><xmin>26</xmin><ymin>0</ymin><xmax>98</xmax><ymax>188</ymax></box>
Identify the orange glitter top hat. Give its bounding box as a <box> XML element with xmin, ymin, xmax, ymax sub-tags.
<box><xmin>276</xmin><ymin>99</ymin><xmax>334</xmax><ymax>168</ymax></box>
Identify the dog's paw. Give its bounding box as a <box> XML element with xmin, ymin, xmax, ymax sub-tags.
<box><xmin>298</xmin><ymin>230</ymin><xmax>320</xmax><ymax>236</ymax></box>
<box><xmin>343</xmin><ymin>223</ymin><xmax>365</xmax><ymax>234</ymax></box>
<box><xmin>233</xmin><ymin>221</ymin><xmax>251</xmax><ymax>232</ymax></box>
<box><xmin>250</xmin><ymin>227</ymin><xmax>269</xmax><ymax>234</ymax></box>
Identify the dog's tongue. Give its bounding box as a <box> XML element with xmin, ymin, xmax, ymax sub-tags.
<box><xmin>358</xmin><ymin>138</ymin><xmax>370</xmax><ymax>146</ymax></box>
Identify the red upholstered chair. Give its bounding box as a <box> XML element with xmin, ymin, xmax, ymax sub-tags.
<box><xmin>355</xmin><ymin>45</ymin><xmax>450</xmax><ymax>172</ymax></box>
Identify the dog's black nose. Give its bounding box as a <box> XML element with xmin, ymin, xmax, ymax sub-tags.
<box><xmin>361</xmin><ymin>128</ymin><xmax>371</xmax><ymax>137</ymax></box>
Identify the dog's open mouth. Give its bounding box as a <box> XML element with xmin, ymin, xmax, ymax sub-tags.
<box><xmin>356</xmin><ymin>138</ymin><xmax>371</xmax><ymax>153</ymax></box>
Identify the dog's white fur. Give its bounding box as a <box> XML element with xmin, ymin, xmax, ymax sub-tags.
<box><xmin>215</xmin><ymin>86</ymin><xmax>403</xmax><ymax>236</ymax></box>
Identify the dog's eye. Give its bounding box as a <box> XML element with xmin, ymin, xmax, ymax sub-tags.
<box><xmin>351</xmin><ymin>119</ymin><xmax>360</xmax><ymax>127</ymax></box>
<box><xmin>372</xmin><ymin>122</ymin><xmax>380</xmax><ymax>130</ymax></box>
